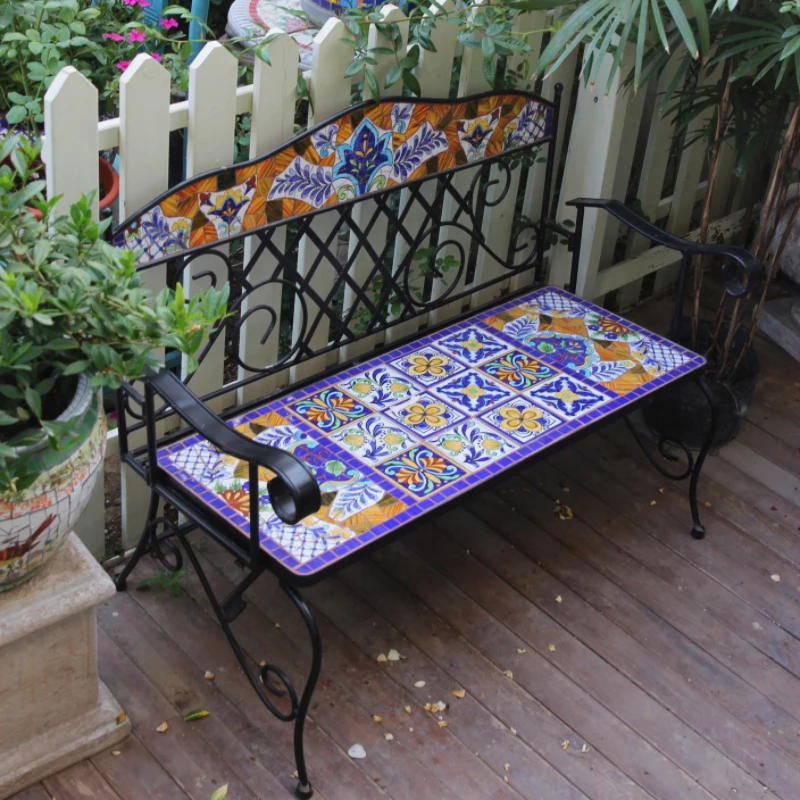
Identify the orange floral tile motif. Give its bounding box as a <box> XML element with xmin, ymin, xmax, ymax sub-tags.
<box><xmin>114</xmin><ymin>92</ymin><xmax>554</xmax><ymax>265</ymax></box>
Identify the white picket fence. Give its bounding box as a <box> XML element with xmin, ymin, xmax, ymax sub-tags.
<box><xmin>41</xmin><ymin>6</ymin><xmax>752</xmax><ymax>558</ymax></box>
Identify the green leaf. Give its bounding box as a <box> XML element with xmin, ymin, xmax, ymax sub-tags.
<box><xmin>325</xmin><ymin>460</ymin><xmax>346</xmax><ymax>477</ymax></box>
<box><xmin>402</xmin><ymin>69</ymin><xmax>421</xmax><ymax>96</ymax></box>
<box><xmin>687</xmin><ymin>0</ymin><xmax>710</xmax><ymax>58</ymax></box>
<box><xmin>662</xmin><ymin>0</ymin><xmax>698</xmax><ymax>59</ymax></box>
<box><xmin>210</xmin><ymin>786</ymin><xmax>229</xmax><ymax>800</ymax></box>
<box><xmin>5</xmin><ymin>106</ymin><xmax>27</xmax><ymax>124</ymax></box>
<box><xmin>0</xmin><ymin>410</ymin><xmax>19</xmax><ymax>426</ymax></box>
<box><xmin>365</xmin><ymin>68</ymin><xmax>380</xmax><ymax>100</ymax></box>
<box><xmin>183</xmin><ymin>709</ymin><xmax>210</xmax><ymax>722</ymax></box>
<box><xmin>344</xmin><ymin>58</ymin><xmax>364</xmax><ymax>78</ymax></box>
<box><xmin>24</xmin><ymin>386</ymin><xmax>42</xmax><ymax>420</ymax></box>
<box><xmin>384</xmin><ymin>64</ymin><xmax>402</xmax><ymax>88</ymax></box>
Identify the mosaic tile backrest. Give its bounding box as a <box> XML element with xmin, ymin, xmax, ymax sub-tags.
<box><xmin>158</xmin><ymin>287</ymin><xmax>705</xmax><ymax>582</ymax></box>
<box><xmin>113</xmin><ymin>91</ymin><xmax>555</xmax><ymax>268</ymax></box>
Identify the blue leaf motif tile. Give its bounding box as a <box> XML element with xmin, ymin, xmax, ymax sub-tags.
<box><xmin>429</xmin><ymin>420</ymin><xmax>512</xmax><ymax>472</ymax></box>
<box><xmin>527</xmin><ymin>374</ymin><xmax>610</xmax><ymax>419</ymax></box>
<box><xmin>268</xmin><ymin>156</ymin><xmax>334</xmax><ymax>208</ymax></box>
<box><xmin>390</xmin><ymin>122</ymin><xmax>448</xmax><ymax>183</ymax></box>
<box><xmin>329</xmin><ymin>415</ymin><xmax>418</xmax><ymax>465</ymax></box>
<box><xmin>337</xmin><ymin>366</ymin><xmax>415</xmax><ymax>409</ymax></box>
<box><xmin>376</xmin><ymin>446</ymin><xmax>466</xmax><ymax>496</ymax></box>
<box><xmin>432</xmin><ymin>370</ymin><xmax>514</xmax><ymax>414</ymax></box>
<box><xmin>289</xmin><ymin>388</ymin><xmax>369</xmax><ymax>431</ymax></box>
<box><xmin>436</xmin><ymin>326</ymin><xmax>510</xmax><ymax>365</ymax></box>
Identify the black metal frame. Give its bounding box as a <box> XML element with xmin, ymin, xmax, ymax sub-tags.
<box><xmin>111</xmin><ymin>93</ymin><xmax>762</xmax><ymax>799</ymax></box>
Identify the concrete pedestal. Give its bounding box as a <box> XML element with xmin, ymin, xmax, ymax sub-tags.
<box><xmin>0</xmin><ymin>533</ymin><xmax>130</xmax><ymax>798</ymax></box>
<box><xmin>759</xmin><ymin>297</ymin><xmax>800</xmax><ymax>362</ymax></box>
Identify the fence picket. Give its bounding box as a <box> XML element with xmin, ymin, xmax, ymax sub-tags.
<box><xmin>428</xmin><ymin>2</ymin><xmax>492</xmax><ymax>325</ymax></box>
<box><xmin>290</xmin><ymin>18</ymin><xmax>354</xmax><ymax>383</ymax></box>
<box><xmin>117</xmin><ymin>54</ymin><xmax>172</xmax><ymax>548</ymax></box>
<box><xmin>237</xmin><ymin>32</ymin><xmax>299</xmax><ymax>405</ymax></box>
<box><xmin>341</xmin><ymin>5</ymin><xmax>408</xmax><ymax>361</ymax></box>
<box><xmin>549</xmin><ymin>45</ymin><xmax>647</xmax><ymax>299</ymax></box>
<box><xmin>183</xmin><ymin>42</ymin><xmax>239</xmax><ymax>410</ymax></box>
<box><xmin>384</xmin><ymin>0</ymin><xmax>458</xmax><ymax>345</ymax></box>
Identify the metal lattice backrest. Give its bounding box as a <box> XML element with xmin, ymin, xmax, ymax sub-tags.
<box><xmin>113</xmin><ymin>89</ymin><xmax>560</xmax><ymax>405</ymax></box>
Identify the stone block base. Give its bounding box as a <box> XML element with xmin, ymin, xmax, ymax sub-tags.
<box><xmin>0</xmin><ymin>533</ymin><xmax>130</xmax><ymax>798</ymax></box>
<box><xmin>759</xmin><ymin>297</ymin><xmax>800</xmax><ymax>362</ymax></box>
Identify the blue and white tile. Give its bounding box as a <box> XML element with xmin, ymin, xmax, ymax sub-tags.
<box><xmin>329</xmin><ymin>415</ymin><xmax>419</xmax><ymax>465</ymax></box>
<box><xmin>384</xmin><ymin>392</ymin><xmax>466</xmax><ymax>438</ymax></box>
<box><xmin>629</xmin><ymin>336</ymin><xmax>692</xmax><ymax>377</ymax></box>
<box><xmin>526</xmin><ymin>374</ymin><xmax>610</xmax><ymax>419</ymax></box>
<box><xmin>518</xmin><ymin>289</ymin><xmax>586</xmax><ymax>318</ymax></box>
<box><xmin>390</xmin><ymin>345</ymin><xmax>465</xmax><ymax>387</ymax></box>
<box><xmin>170</xmin><ymin>440</ymin><xmax>233</xmax><ymax>485</ymax></box>
<box><xmin>432</xmin><ymin>369</ymin><xmax>514</xmax><ymax>414</ymax></box>
<box><xmin>479</xmin><ymin>397</ymin><xmax>563</xmax><ymax>444</ymax></box>
<box><xmin>337</xmin><ymin>366</ymin><xmax>415</xmax><ymax>409</ymax></box>
<box><xmin>436</xmin><ymin>325</ymin><xmax>510</xmax><ymax>365</ymax></box>
<box><xmin>428</xmin><ymin>420</ymin><xmax>513</xmax><ymax>472</ymax></box>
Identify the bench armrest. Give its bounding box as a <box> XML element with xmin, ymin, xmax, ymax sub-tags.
<box><xmin>148</xmin><ymin>370</ymin><xmax>321</xmax><ymax>525</ymax></box>
<box><xmin>566</xmin><ymin>198</ymin><xmax>762</xmax><ymax>298</ymax></box>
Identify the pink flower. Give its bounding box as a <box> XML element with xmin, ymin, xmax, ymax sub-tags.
<box><xmin>128</xmin><ymin>29</ymin><xmax>146</xmax><ymax>43</ymax></box>
<box><xmin>138</xmin><ymin>0</ymin><xmax>151</xmax><ymax>6</ymax></box>
<box><xmin>103</xmin><ymin>32</ymin><xmax>125</xmax><ymax>41</ymax></box>
<box><xmin>122</xmin><ymin>0</ymin><xmax>137</xmax><ymax>5</ymax></box>
<box><xmin>116</xmin><ymin>61</ymin><xmax>132</xmax><ymax>71</ymax></box>
<box><xmin>150</xmin><ymin>53</ymin><xmax>162</xmax><ymax>61</ymax></box>
<box><xmin>159</xmin><ymin>18</ymin><xmax>178</xmax><ymax>29</ymax></box>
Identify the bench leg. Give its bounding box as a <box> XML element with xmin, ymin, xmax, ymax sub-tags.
<box><xmin>113</xmin><ymin>491</ymin><xmax>184</xmax><ymax>591</ymax></box>
<box><xmin>175</xmin><ymin>528</ymin><xmax>322</xmax><ymax>799</ymax></box>
<box><xmin>625</xmin><ymin>375</ymin><xmax>718</xmax><ymax>540</ymax></box>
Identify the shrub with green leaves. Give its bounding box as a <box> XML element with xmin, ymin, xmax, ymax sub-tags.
<box><xmin>0</xmin><ymin>138</ymin><xmax>229</xmax><ymax>494</ymax></box>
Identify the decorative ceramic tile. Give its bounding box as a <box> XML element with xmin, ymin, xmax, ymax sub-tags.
<box><xmin>428</xmin><ymin>420</ymin><xmax>513</xmax><ymax>471</ymax></box>
<box><xmin>479</xmin><ymin>397</ymin><xmax>563</xmax><ymax>443</ymax></box>
<box><xmin>157</xmin><ymin>287</ymin><xmax>705</xmax><ymax>581</ymax></box>
<box><xmin>480</xmin><ymin>350</ymin><xmax>557</xmax><ymax>390</ymax></box>
<box><xmin>437</xmin><ymin>326</ymin><xmax>510</xmax><ymax>365</ymax></box>
<box><xmin>390</xmin><ymin>346</ymin><xmax>465</xmax><ymax>387</ymax></box>
<box><xmin>527</xmin><ymin>374</ymin><xmax>610</xmax><ymax>419</ymax></box>
<box><xmin>289</xmin><ymin>388</ymin><xmax>370</xmax><ymax>431</ymax></box>
<box><xmin>329</xmin><ymin>415</ymin><xmax>419</xmax><ymax>465</ymax></box>
<box><xmin>376</xmin><ymin>446</ymin><xmax>467</xmax><ymax>496</ymax></box>
<box><xmin>337</xmin><ymin>366</ymin><xmax>415</xmax><ymax>409</ymax></box>
<box><xmin>432</xmin><ymin>369</ymin><xmax>514</xmax><ymax>414</ymax></box>
<box><xmin>383</xmin><ymin>392</ymin><xmax>466</xmax><ymax>437</ymax></box>
<box><xmin>115</xmin><ymin>93</ymin><xmax>556</xmax><ymax>267</ymax></box>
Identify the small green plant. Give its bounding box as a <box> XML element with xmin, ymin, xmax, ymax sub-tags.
<box><xmin>137</xmin><ymin>569</ymin><xmax>185</xmax><ymax>597</ymax></box>
<box><xmin>0</xmin><ymin>137</ymin><xmax>229</xmax><ymax>495</ymax></box>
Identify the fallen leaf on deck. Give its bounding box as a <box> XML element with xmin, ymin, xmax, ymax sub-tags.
<box><xmin>383</xmin><ymin>732</ymin><xmax>394</xmax><ymax>741</ymax></box>
<box><xmin>554</xmin><ymin>502</ymin><xmax>573</xmax><ymax>521</ymax></box>
<box><xmin>290</xmin><ymin>771</ymin><xmax>298</xmax><ymax>780</ymax></box>
<box><xmin>372</xmin><ymin>715</ymin><xmax>383</xmax><ymax>723</ymax></box>
<box><xmin>424</xmin><ymin>701</ymin><xmax>447</xmax><ymax>713</ymax></box>
<box><xmin>275</xmin><ymin>622</ymin><xmax>281</xmax><ymax>629</ymax></box>
<box><xmin>348</xmin><ymin>744</ymin><xmax>367</xmax><ymax>759</ymax></box>
<box><xmin>516</xmin><ymin>648</ymin><xmax>526</xmax><ymax>655</ymax></box>
<box><xmin>503</xmin><ymin>670</ymin><xmax>514</xmax><ymax>679</ymax></box>
<box><xmin>376</xmin><ymin>653</ymin><xmax>387</xmax><ymax>663</ymax></box>
<box><xmin>658</xmin><ymin>487</ymin><xmax>664</xmax><ymax>494</ymax></box>
<box><xmin>649</xmin><ymin>500</ymin><xmax>657</xmax><ymax>506</ymax></box>
<box><xmin>210</xmin><ymin>785</ymin><xmax>229</xmax><ymax>800</ymax></box>
<box><xmin>504</xmin><ymin>763</ymin><xmax>510</xmax><ymax>772</ymax></box>
<box><xmin>548</xmin><ymin>644</ymin><xmax>556</xmax><ymax>652</ymax></box>
<box><xmin>504</xmin><ymin>776</ymin><xmax>510</xmax><ymax>784</ymax></box>
<box><xmin>771</xmin><ymin>573</ymin><xmax>781</xmax><ymax>582</ymax></box>
<box><xmin>563</xmin><ymin>487</ymin><xmax>570</xmax><ymax>493</ymax></box>
<box><xmin>204</xmin><ymin>671</ymin><xmax>215</xmax><ymax>681</ymax></box>
<box><xmin>437</xmin><ymin>720</ymin><xmax>448</xmax><ymax>728</ymax></box>
<box><xmin>771</xmin><ymin>506</ymin><xmax>778</xmax><ymax>511</ymax></box>
<box><xmin>451</xmin><ymin>689</ymin><xmax>466</xmax><ymax>699</ymax></box>
<box><xmin>156</xmin><ymin>721</ymin><xmax>169</xmax><ymax>733</ymax></box>
<box><xmin>259</xmin><ymin>660</ymin><xmax>267</xmax><ymax>667</ymax></box>
<box><xmin>704</xmin><ymin>501</ymin><xmax>711</xmax><ymax>508</ymax></box>
<box><xmin>184</xmin><ymin>709</ymin><xmax>210</xmax><ymax>722</ymax></box>
<box><xmin>510</xmin><ymin>726</ymin><xmax>517</xmax><ymax>735</ymax></box>
<box><xmin>414</xmin><ymin>680</ymin><xmax>426</xmax><ymax>688</ymax></box>
<box><xmin>404</xmin><ymin>705</ymin><xmax>412</xmax><ymax>714</ymax></box>
<box><xmin>581</xmin><ymin>744</ymin><xmax>589</xmax><ymax>753</ymax></box>
<box><xmin>555</xmin><ymin>595</ymin><xmax>562</xmax><ymax>603</ymax></box>
<box><xmin>387</xmin><ymin>649</ymin><xmax>403</xmax><ymax>661</ymax></box>
<box><xmin>409</xmin><ymin>726</ymin><xmax>414</xmax><ymax>732</ymax></box>
<box><xmin>116</xmin><ymin>713</ymin><xmax>127</xmax><ymax>726</ymax></box>
<box><xmin>561</xmin><ymin>739</ymin><xmax>569</xmax><ymax>751</ymax></box>
<box><xmin>111</xmin><ymin>750</ymin><xmax>121</xmax><ymax>757</ymax></box>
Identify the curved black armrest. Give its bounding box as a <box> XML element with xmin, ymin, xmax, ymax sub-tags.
<box><xmin>149</xmin><ymin>370</ymin><xmax>321</xmax><ymax>525</ymax></box>
<box><xmin>567</xmin><ymin>198</ymin><xmax>762</xmax><ymax>298</ymax></box>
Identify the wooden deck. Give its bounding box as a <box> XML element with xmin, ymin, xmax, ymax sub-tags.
<box><xmin>16</xmin><ymin>313</ymin><xmax>800</xmax><ymax>800</ymax></box>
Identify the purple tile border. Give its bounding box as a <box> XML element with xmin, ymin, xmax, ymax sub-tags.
<box><xmin>157</xmin><ymin>286</ymin><xmax>705</xmax><ymax>579</ymax></box>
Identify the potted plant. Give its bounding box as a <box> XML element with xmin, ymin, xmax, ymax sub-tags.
<box><xmin>532</xmin><ymin>0</ymin><xmax>800</xmax><ymax>447</ymax></box>
<box><xmin>0</xmin><ymin>138</ymin><xmax>228</xmax><ymax>590</ymax></box>
<box><xmin>0</xmin><ymin>0</ymin><xmax>189</xmax><ymax>208</ymax></box>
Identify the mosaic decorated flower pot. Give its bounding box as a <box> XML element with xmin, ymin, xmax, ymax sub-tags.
<box><xmin>299</xmin><ymin>0</ymin><xmax>387</xmax><ymax>27</ymax></box>
<box><xmin>0</xmin><ymin>375</ymin><xmax>106</xmax><ymax>591</ymax></box>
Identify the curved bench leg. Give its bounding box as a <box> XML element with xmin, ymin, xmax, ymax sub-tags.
<box><xmin>689</xmin><ymin>377</ymin><xmax>719</xmax><ymax>540</ymax></box>
<box><xmin>624</xmin><ymin>374</ymin><xmax>718</xmax><ymax>539</ymax></box>
<box><xmin>175</xmin><ymin>528</ymin><xmax>322</xmax><ymax>799</ymax></box>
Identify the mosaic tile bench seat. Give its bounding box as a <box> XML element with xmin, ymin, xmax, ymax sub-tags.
<box><xmin>110</xmin><ymin>90</ymin><xmax>761</xmax><ymax>799</ymax></box>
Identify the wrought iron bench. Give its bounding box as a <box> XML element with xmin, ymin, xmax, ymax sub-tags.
<box><xmin>110</xmin><ymin>88</ymin><xmax>761</xmax><ymax>798</ymax></box>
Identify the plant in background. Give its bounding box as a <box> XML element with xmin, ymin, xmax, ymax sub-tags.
<box><xmin>0</xmin><ymin>137</ymin><xmax>229</xmax><ymax>495</ymax></box>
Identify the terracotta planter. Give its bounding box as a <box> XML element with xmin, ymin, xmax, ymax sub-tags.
<box><xmin>0</xmin><ymin>376</ymin><xmax>107</xmax><ymax>591</ymax></box>
<box><xmin>98</xmin><ymin>155</ymin><xmax>119</xmax><ymax>211</ymax></box>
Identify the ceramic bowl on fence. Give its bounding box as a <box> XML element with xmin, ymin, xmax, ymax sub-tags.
<box><xmin>0</xmin><ymin>376</ymin><xmax>106</xmax><ymax>591</ymax></box>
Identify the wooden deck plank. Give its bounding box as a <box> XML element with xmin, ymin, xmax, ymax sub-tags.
<box><xmin>91</xmin><ymin>735</ymin><xmax>190</xmax><ymax>799</ymax></box>
<box><xmin>42</xmin><ymin>760</ymin><xmax>121</xmax><ymax>799</ymax></box>
<box><xmin>430</xmin><ymin>505</ymin><xmax>799</xmax><ymax>797</ymax></box>
<box><xmin>97</xmin><ymin>627</ymin><xmax>257</xmax><ymax>800</ymax></box>
<box><xmin>196</xmin><ymin>539</ymin><xmax>524</xmax><ymax>800</ymax></box>
<box><xmin>336</xmin><ymin>559</ymin><xmax>654</xmax><ymax>800</ymax></box>
<box><xmin>8</xmin><ymin>784</ymin><xmax>52</xmax><ymax>800</ymax></box>
<box><xmin>460</xmin><ymin>489</ymin><xmax>800</xmax><ymax>771</ymax></box>
<box><xmin>98</xmin><ymin>592</ymin><xmax>300</xmax><ymax>799</ymax></box>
